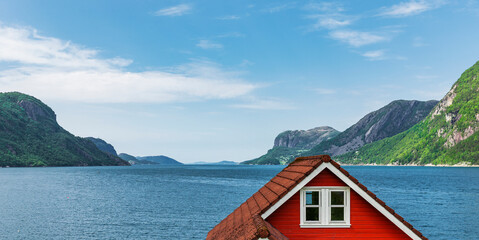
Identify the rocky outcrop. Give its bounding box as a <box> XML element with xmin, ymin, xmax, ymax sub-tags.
<box><xmin>274</xmin><ymin>127</ymin><xmax>340</xmax><ymax>149</ymax></box>
<box><xmin>17</xmin><ymin>99</ymin><xmax>56</xmax><ymax>122</ymax></box>
<box><xmin>243</xmin><ymin>126</ymin><xmax>339</xmax><ymax>165</ymax></box>
<box><xmin>432</xmin><ymin>85</ymin><xmax>456</xmax><ymax>118</ymax></box>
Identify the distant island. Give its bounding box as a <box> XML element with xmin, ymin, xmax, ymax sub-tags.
<box><xmin>118</xmin><ymin>153</ymin><xmax>182</xmax><ymax>165</ymax></box>
<box><xmin>83</xmin><ymin>137</ymin><xmax>183</xmax><ymax>166</ymax></box>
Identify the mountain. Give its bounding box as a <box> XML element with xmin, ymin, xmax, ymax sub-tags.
<box><xmin>0</xmin><ymin>92</ymin><xmax>129</xmax><ymax>167</ymax></box>
<box><xmin>86</xmin><ymin>137</ymin><xmax>118</xmax><ymax>156</ymax></box>
<box><xmin>243</xmin><ymin>126</ymin><xmax>340</xmax><ymax>165</ymax></box>
<box><xmin>244</xmin><ymin>99</ymin><xmax>438</xmax><ymax>165</ymax></box>
<box><xmin>119</xmin><ymin>153</ymin><xmax>159</xmax><ymax>165</ymax></box>
<box><xmin>274</xmin><ymin>126</ymin><xmax>341</xmax><ymax>149</ymax></box>
<box><xmin>337</xmin><ymin>61</ymin><xmax>479</xmax><ymax>165</ymax></box>
<box><xmin>118</xmin><ymin>153</ymin><xmax>138</xmax><ymax>161</ymax></box>
<box><xmin>304</xmin><ymin>99</ymin><xmax>438</xmax><ymax>157</ymax></box>
<box><xmin>136</xmin><ymin>155</ymin><xmax>183</xmax><ymax>165</ymax></box>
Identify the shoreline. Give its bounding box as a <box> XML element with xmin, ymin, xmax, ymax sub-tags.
<box><xmin>338</xmin><ymin>163</ymin><xmax>479</xmax><ymax>167</ymax></box>
<box><xmin>244</xmin><ymin>162</ymin><xmax>479</xmax><ymax>167</ymax></box>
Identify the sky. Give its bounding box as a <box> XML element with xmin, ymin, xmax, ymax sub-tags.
<box><xmin>1</xmin><ymin>0</ymin><xmax>479</xmax><ymax>163</ymax></box>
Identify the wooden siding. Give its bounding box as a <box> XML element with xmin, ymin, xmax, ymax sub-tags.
<box><xmin>265</xmin><ymin>168</ymin><xmax>412</xmax><ymax>239</ymax></box>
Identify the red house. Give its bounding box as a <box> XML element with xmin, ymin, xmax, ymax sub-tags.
<box><xmin>207</xmin><ymin>155</ymin><xmax>427</xmax><ymax>240</ymax></box>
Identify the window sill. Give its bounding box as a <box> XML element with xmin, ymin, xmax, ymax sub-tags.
<box><xmin>300</xmin><ymin>224</ymin><xmax>351</xmax><ymax>228</ymax></box>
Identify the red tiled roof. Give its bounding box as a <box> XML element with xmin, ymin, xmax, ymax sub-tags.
<box><xmin>206</xmin><ymin>155</ymin><xmax>428</xmax><ymax>240</ymax></box>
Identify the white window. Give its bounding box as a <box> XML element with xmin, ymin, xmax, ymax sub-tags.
<box><xmin>300</xmin><ymin>187</ymin><xmax>350</xmax><ymax>228</ymax></box>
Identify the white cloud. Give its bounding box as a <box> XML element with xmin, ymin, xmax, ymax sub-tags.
<box><xmin>217</xmin><ymin>15</ymin><xmax>241</xmax><ymax>20</ymax></box>
<box><xmin>303</xmin><ymin>2</ymin><xmax>352</xmax><ymax>30</ymax></box>
<box><xmin>329</xmin><ymin>30</ymin><xmax>386</xmax><ymax>47</ymax></box>
<box><xmin>231</xmin><ymin>98</ymin><xmax>294</xmax><ymax>110</ymax></box>
<box><xmin>318</xmin><ymin>17</ymin><xmax>351</xmax><ymax>29</ymax></box>
<box><xmin>309</xmin><ymin>16</ymin><xmax>352</xmax><ymax>30</ymax></box>
<box><xmin>379</xmin><ymin>1</ymin><xmax>440</xmax><ymax>17</ymax></box>
<box><xmin>361</xmin><ymin>50</ymin><xmax>386</xmax><ymax>60</ymax></box>
<box><xmin>155</xmin><ymin>4</ymin><xmax>192</xmax><ymax>16</ymax></box>
<box><xmin>196</xmin><ymin>40</ymin><xmax>223</xmax><ymax>49</ymax></box>
<box><xmin>0</xmin><ymin>25</ymin><xmax>256</xmax><ymax>103</ymax></box>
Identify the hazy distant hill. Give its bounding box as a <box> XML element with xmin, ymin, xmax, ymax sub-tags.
<box><xmin>0</xmin><ymin>92</ymin><xmax>129</xmax><ymax>167</ymax></box>
<box><xmin>338</xmin><ymin>61</ymin><xmax>479</xmax><ymax>165</ymax></box>
<box><xmin>119</xmin><ymin>153</ymin><xmax>159</xmax><ymax>165</ymax></box>
<box><xmin>118</xmin><ymin>153</ymin><xmax>138</xmax><ymax>161</ymax></box>
<box><xmin>192</xmin><ymin>160</ymin><xmax>238</xmax><ymax>165</ymax></box>
<box><xmin>243</xmin><ymin>126</ymin><xmax>340</xmax><ymax>165</ymax></box>
<box><xmin>86</xmin><ymin>137</ymin><xmax>118</xmax><ymax>156</ymax></box>
<box><xmin>136</xmin><ymin>155</ymin><xmax>183</xmax><ymax>165</ymax></box>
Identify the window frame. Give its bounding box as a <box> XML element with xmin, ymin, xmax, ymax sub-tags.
<box><xmin>304</xmin><ymin>190</ymin><xmax>321</xmax><ymax>223</ymax></box>
<box><xmin>299</xmin><ymin>186</ymin><xmax>350</xmax><ymax>228</ymax></box>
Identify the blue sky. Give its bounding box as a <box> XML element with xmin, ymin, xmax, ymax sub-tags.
<box><xmin>1</xmin><ymin>0</ymin><xmax>479</xmax><ymax>163</ymax></box>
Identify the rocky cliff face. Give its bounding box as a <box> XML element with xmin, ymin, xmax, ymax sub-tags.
<box><xmin>243</xmin><ymin>126</ymin><xmax>339</xmax><ymax>165</ymax></box>
<box><xmin>306</xmin><ymin>99</ymin><xmax>438</xmax><ymax>156</ymax></box>
<box><xmin>17</xmin><ymin>99</ymin><xmax>56</xmax><ymax>122</ymax></box>
<box><xmin>274</xmin><ymin>126</ymin><xmax>340</xmax><ymax>149</ymax></box>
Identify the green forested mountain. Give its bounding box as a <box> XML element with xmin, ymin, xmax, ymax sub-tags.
<box><xmin>0</xmin><ymin>92</ymin><xmax>129</xmax><ymax>167</ymax></box>
<box><xmin>337</xmin><ymin>61</ymin><xmax>479</xmax><ymax>165</ymax></box>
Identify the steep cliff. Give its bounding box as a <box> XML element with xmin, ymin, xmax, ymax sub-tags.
<box><xmin>243</xmin><ymin>126</ymin><xmax>339</xmax><ymax>165</ymax></box>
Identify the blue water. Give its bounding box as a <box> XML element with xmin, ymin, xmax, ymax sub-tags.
<box><xmin>0</xmin><ymin>165</ymin><xmax>478</xmax><ymax>240</ymax></box>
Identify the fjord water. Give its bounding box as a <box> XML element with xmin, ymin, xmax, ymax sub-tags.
<box><xmin>0</xmin><ymin>165</ymin><xmax>478</xmax><ymax>240</ymax></box>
